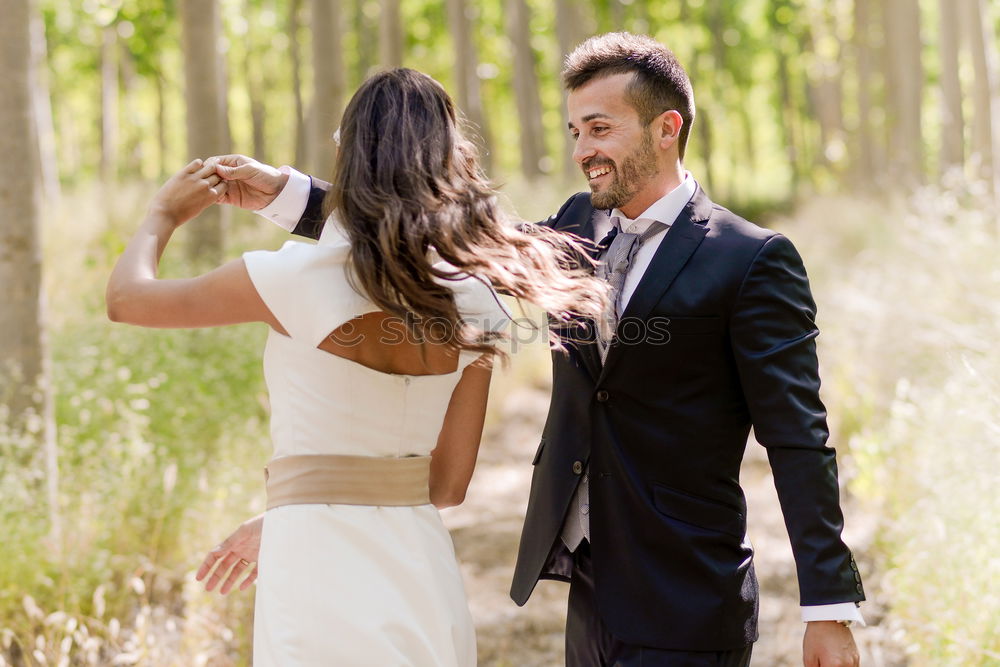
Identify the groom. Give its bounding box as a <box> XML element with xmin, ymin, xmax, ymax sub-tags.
<box><xmin>213</xmin><ymin>33</ymin><xmax>864</xmax><ymax>666</ymax></box>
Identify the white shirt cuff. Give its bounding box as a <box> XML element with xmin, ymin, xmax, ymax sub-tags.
<box><xmin>801</xmin><ymin>603</ymin><xmax>867</xmax><ymax>626</ymax></box>
<box><xmin>254</xmin><ymin>166</ymin><xmax>312</xmax><ymax>232</ymax></box>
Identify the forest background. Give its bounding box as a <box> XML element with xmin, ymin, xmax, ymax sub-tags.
<box><xmin>1</xmin><ymin>0</ymin><xmax>998</xmax><ymax>665</ymax></box>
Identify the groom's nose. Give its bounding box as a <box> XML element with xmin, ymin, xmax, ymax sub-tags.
<box><xmin>573</xmin><ymin>136</ymin><xmax>597</xmax><ymax>166</ymax></box>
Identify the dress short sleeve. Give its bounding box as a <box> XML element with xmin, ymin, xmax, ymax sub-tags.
<box><xmin>440</xmin><ymin>267</ymin><xmax>513</xmax><ymax>369</ymax></box>
<box><xmin>243</xmin><ymin>241</ymin><xmax>372</xmax><ymax>348</ymax></box>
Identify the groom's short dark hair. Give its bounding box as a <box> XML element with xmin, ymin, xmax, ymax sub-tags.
<box><xmin>563</xmin><ymin>32</ymin><xmax>695</xmax><ymax>159</ymax></box>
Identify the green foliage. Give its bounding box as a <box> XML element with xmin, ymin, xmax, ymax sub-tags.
<box><xmin>779</xmin><ymin>183</ymin><xmax>1000</xmax><ymax>666</ymax></box>
<box><xmin>0</xmin><ymin>185</ymin><xmax>277</xmax><ymax>663</ymax></box>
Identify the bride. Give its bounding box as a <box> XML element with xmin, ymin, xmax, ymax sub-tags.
<box><xmin>106</xmin><ymin>68</ymin><xmax>606</xmax><ymax>665</ymax></box>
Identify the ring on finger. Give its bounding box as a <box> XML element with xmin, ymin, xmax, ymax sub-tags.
<box><xmin>239</xmin><ymin>558</ymin><xmax>251</xmax><ymax>567</ymax></box>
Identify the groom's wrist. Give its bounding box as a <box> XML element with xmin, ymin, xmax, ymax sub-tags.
<box><xmin>800</xmin><ymin>602</ymin><xmax>866</xmax><ymax>626</ymax></box>
<box><xmin>256</xmin><ymin>166</ymin><xmax>310</xmax><ymax>232</ymax></box>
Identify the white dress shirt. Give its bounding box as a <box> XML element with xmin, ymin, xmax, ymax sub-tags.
<box><xmin>255</xmin><ymin>166</ymin><xmax>866</xmax><ymax>626</ymax></box>
<box><xmin>593</xmin><ymin>172</ymin><xmax>697</xmax><ymax>312</ymax></box>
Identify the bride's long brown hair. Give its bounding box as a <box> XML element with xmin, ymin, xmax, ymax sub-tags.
<box><xmin>324</xmin><ymin>68</ymin><xmax>608</xmax><ymax>357</ymax></box>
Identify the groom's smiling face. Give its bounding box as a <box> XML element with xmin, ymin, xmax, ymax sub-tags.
<box><xmin>567</xmin><ymin>73</ymin><xmax>660</xmax><ymax>215</ymax></box>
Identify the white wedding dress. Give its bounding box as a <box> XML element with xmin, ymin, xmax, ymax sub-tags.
<box><xmin>242</xmin><ymin>218</ymin><xmax>509</xmax><ymax>666</ymax></box>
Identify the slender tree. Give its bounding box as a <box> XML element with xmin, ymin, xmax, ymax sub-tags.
<box><xmin>939</xmin><ymin>0</ymin><xmax>964</xmax><ymax>173</ymax></box>
<box><xmin>310</xmin><ymin>0</ymin><xmax>346</xmax><ymax>179</ymax></box>
<box><xmin>354</xmin><ymin>0</ymin><xmax>377</xmax><ymax>82</ymax></box>
<box><xmin>804</xmin><ymin>6</ymin><xmax>846</xmax><ymax>173</ymax></box>
<box><xmin>180</xmin><ymin>0</ymin><xmax>228</xmax><ymax>263</ymax></box>
<box><xmin>1</xmin><ymin>0</ymin><xmax>43</xmax><ymax>423</ymax></box>
<box><xmin>154</xmin><ymin>70</ymin><xmax>168</xmax><ymax>178</ymax></box>
<box><xmin>851</xmin><ymin>0</ymin><xmax>878</xmax><ymax>187</ymax></box>
<box><xmin>244</xmin><ymin>0</ymin><xmax>269</xmax><ymax>165</ymax></box>
<box><xmin>960</xmin><ymin>0</ymin><xmax>999</xmax><ymax>195</ymax></box>
<box><xmin>555</xmin><ymin>0</ymin><xmax>587</xmax><ymax>180</ymax></box>
<box><xmin>769</xmin><ymin>0</ymin><xmax>802</xmax><ymax>192</ymax></box>
<box><xmin>29</xmin><ymin>3</ymin><xmax>59</xmax><ymax>202</ymax></box>
<box><xmin>0</xmin><ymin>0</ymin><xmax>60</xmax><ymax>544</ymax></box>
<box><xmin>288</xmin><ymin>0</ymin><xmax>308</xmax><ymax>167</ymax></box>
<box><xmin>504</xmin><ymin>0</ymin><xmax>547</xmax><ymax>179</ymax></box>
<box><xmin>100</xmin><ymin>21</ymin><xmax>119</xmax><ymax>184</ymax></box>
<box><xmin>380</xmin><ymin>0</ymin><xmax>403</xmax><ymax>68</ymax></box>
<box><xmin>447</xmin><ymin>0</ymin><xmax>493</xmax><ymax>174</ymax></box>
<box><xmin>883</xmin><ymin>0</ymin><xmax>924</xmax><ymax>187</ymax></box>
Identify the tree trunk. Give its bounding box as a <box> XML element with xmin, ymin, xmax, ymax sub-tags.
<box><xmin>697</xmin><ymin>106</ymin><xmax>715</xmax><ymax>194</ymax></box>
<box><xmin>354</xmin><ymin>0</ymin><xmax>377</xmax><ymax>82</ymax></box>
<box><xmin>852</xmin><ymin>0</ymin><xmax>877</xmax><ymax>187</ymax></box>
<box><xmin>0</xmin><ymin>0</ymin><xmax>60</xmax><ymax>546</ymax></box>
<box><xmin>379</xmin><ymin>0</ymin><xmax>403</xmax><ymax>68</ymax></box>
<box><xmin>774</xmin><ymin>48</ymin><xmax>800</xmax><ymax>192</ymax></box>
<box><xmin>939</xmin><ymin>0</ymin><xmax>964</xmax><ymax>174</ymax></box>
<box><xmin>120</xmin><ymin>46</ymin><xmax>144</xmax><ymax>173</ymax></box>
<box><xmin>803</xmin><ymin>12</ymin><xmax>846</xmax><ymax>173</ymax></box>
<box><xmin>447</xmin><ymin>0</ymin><xmax>493</xmax><ymax>175</ymax></box>
<box><xmin>29</xmin><ymin>3</ymin><xmax>59</xmax><ymax>203</ymax></box>
<box><xmin>739</xmin><ymin>105</ymin><xmax>757</xmax><ymax>174</ymax></box>
<box><xmin>555</xmin><ymin>0</ymin><xmax>585</xmax><ymax>180</ymax></box>
<box><xmin>288</xmin><ymin>0</ymin><xmax>307</xmax><ymax>168</ymax></box>
<box><xmin>100</xmin><ymin>24</ymin><xmax>118</xmax><ymax>184</ymax></box>
<box><xmin>241</xmin><ymin>0</ymin><xmax>267</xmax><ymax>166</ymax></box>
<box><xmin>505</xmin><ymin>0</ymin><xmax>547</xmax><ymax>179</ymax></box>
<box><xmin>180</xmin><ymin>0</ymin><xmax>227</xmax><ymax>264</ymax></box>
<box><xmin>883</xmin><ymin>0</ymin><xmax>923</xmax><ymax>187</ymax></box>
<box><xmin>310</xmin><ymin>0</ymin><xmax>346</xmax><ymax>179</ymax></box>
<box><xmin>609</xmin><ymin>0</ymin><xmax>624</xmax><ymax>30</ymax></box>
<box><xmin>155</xmin><ymin>71</ymin><xmax>167</xmax><ymax>178</ymax></box>
<box><xmin>960</xmin><ymin>0</ymin><xmax>999</xmax><ymax>194</ymax></box>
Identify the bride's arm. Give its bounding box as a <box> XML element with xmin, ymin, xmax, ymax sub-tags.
<box><xmin>429</xmin><ymin>359</ymin><xmax>493</xmax><ymax>509</ymax></box>
<box><xmin>106</xmin><ymin>159</ymin><xmax>282</xmax><ymax>331</ymax></box>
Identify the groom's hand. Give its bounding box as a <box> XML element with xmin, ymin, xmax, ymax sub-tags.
<box><xmin>209</xmin><ymin>154</ymin><xmax>289</xmax><ymax>211</ymax></box>
<box><xmin>803</xmin><ymin>621</ymin><xmax>860</xmax><ymax>667</ymax></box>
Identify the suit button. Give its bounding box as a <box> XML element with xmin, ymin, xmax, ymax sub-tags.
<box><xmin>572</xmin><ymin>461</ymin><xmax>583</xmax><ymax>475</ymax></box>
<box><xmin>854</xmin><ymin>572</ymin><xmax>862</xmax><ymax>583</ymax></box>
<box><xmin>856</xmin><ymin>584</ymin><xmax>864</xmax><ymax>594</ymax></box>
<box><xmin>595</xmin><ymin>390</ymin><xmax>609</xmax><ymax>402</ymax></box>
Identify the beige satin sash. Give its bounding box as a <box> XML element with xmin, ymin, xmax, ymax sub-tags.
<box><xmin>265</xmin><ymin>454</ymin><xmax>432</xmax><ymax>509</ymax></box>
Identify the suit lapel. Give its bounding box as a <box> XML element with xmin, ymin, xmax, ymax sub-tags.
<box><xmin>575</xmin><ymin>209</ymin><xmax>609</xmax><ymax>379</ymax></box>
<box><xmin>552</xmin><ymin>203</ymin><xmax>608</xmax><ymax>381</ymax></box>
<box><xmin>599</xmin><ymin>186</ymin><xmax>713</xmax><ymax>378</ymax></box>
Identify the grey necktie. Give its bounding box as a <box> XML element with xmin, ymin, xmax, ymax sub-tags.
<box><xmin>561</xmin><ymin>217</ymin><xmax>667</xmax><ymax>552</ymax></box>
<box><xmin>597</xmin><ymin>219</ymin><xmax>668</xmax><ymax>361</ymax></box>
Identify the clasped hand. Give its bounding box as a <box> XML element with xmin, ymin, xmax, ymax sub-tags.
<box><xmin>149</xmin><ymin>158</ymin><xmax>229</xmax><ymax>226</ymax></box>
<box><xmin>149</xmin><ymin>154</ymin><xmax>289</xmax><ymax>226</ymax></box>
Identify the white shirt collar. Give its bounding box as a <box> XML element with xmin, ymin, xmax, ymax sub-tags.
<box><xmin>609</xmin><ymin>171</ymin><xmax>697</xmax><ymax>234</ymax></box>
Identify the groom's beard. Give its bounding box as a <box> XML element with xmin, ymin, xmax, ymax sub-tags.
<box><xmin>587</xmin><ymin>130</ymin><xmax>659</xmax><ymax>211</ymax></box>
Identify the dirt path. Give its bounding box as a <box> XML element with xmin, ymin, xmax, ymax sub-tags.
<box><xmin>443</xmin><ymin>384</ymin><xmax>908</xmax><ymax>666</ymax></box>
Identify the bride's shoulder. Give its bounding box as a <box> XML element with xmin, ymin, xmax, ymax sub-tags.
<box><xmin>244</xmin><ymin>214</ymin><xmax>352</xmax><ymax>276</ymax></box>
<box><xmin>431</xmin><ymin>259</ymin><xmax>511</xmax><ymax>334</ymax></box>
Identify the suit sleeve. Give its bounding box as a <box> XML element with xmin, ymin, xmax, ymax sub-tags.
<box><xmin>729</xmin><ymin>233</ymin><xmax>865</xmax><ymax>606</ymax></box>
<box><xmin>290</xmin><ymin>177</ymin><xmax>332</xmax><ymax>241</ymax></box>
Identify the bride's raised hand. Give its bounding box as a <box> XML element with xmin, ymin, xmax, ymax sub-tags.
<box><xmin>196</xmin><ymin>514</ymin><xmax>263</xmax><ymax>595</ymax></box>
<box><xmin>149</xmin><ymin>158</ymin><xmax>228</xmax><ymax>227</ymax></box>
<box><xmin>209</xmin><ymin>154</ymin><xmax>288</xmax><ymax>211</ymax></box>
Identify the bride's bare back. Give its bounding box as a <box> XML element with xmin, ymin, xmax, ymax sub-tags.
<box><xmin>318</xmin><ymin>311</ymin><xmax>464</xmax><ymax>376</ymax></box>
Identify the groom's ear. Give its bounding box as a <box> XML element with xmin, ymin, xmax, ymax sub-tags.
<box><xmin>655</xmin><ymin>110</ymin><xmax>683</xmax><ymax>151</ymax></box>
